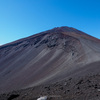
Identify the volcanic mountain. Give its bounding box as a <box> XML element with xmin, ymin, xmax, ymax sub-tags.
<box><xmin>0</xmin><ymin>26</ymin><xmax>100</xmax><ymax>99</ymax></box>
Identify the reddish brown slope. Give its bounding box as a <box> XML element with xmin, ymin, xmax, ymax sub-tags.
<box><xmin>0</xmin><ymin>26</ymin><xmax>100</xmax><ymax>93</ymax></box>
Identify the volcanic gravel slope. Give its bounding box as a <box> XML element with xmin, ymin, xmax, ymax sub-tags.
<box><xmin>0</xmin><ymin>26</ymin><xmax>100</xmax><ymax>100</ymax></box>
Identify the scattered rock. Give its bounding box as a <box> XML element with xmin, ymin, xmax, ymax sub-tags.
<box><xmin>37</xmin><ymin>96</ymin><xmax>47</xmax><ymax>100</ymax></box>
<box><xmin>7</xmin><ymin>94</ymin><xmax>19</xmax><ymax>100</ymax></box>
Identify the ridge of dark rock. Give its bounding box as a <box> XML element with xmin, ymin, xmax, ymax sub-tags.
<box><xmin>0</xmin><ymin>26</ymin><xmax>99</xmax><ymax>49</ymax></box>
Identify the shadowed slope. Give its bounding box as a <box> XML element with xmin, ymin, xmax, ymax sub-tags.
<box><xmin>0</xmin><ymin>26</ymin><xmax>100</xmax><ymax>93</ymax></box>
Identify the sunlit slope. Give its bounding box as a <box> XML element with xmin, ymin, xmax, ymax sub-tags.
<box><xmin>0</xmin><ymin>26</ymin><xmax>100</xmax><ymax>93</ymax></box>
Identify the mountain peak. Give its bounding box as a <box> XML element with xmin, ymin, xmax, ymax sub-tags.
<box><xmin>45</xmin><ymin>26</ymin><xmax>79</xmax><ymax>33</ymax></box>
<box><xmin>43</xmin><ymin>26</ymin><xmax>99</xmax><ymax>42</ymax></box>
<box><xmin>1</xmin><ymin>26</ymin><xmax>99</xmax><ymax>49</ymax></box>
<box><xmin>0</xmin><ymin>26</ymin><xmax>100</xmax><ymax>96</ymax></box>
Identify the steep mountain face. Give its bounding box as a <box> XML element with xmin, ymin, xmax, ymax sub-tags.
<box><xmin>0</xmin><ymin>26</ymin><xmax>100</xmax><ymax>93</ymax></box>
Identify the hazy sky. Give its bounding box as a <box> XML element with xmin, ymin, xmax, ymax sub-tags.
<box><xmin>0</xmin><ymin>0</ymin><xmax>100</xmax><ymax>45</ymax></box>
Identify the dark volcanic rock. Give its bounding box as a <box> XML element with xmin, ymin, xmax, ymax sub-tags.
<box><xmin>0</xmin><ymin>26</ymin><xmax>100</xmax><ymax>100</ymax></box>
